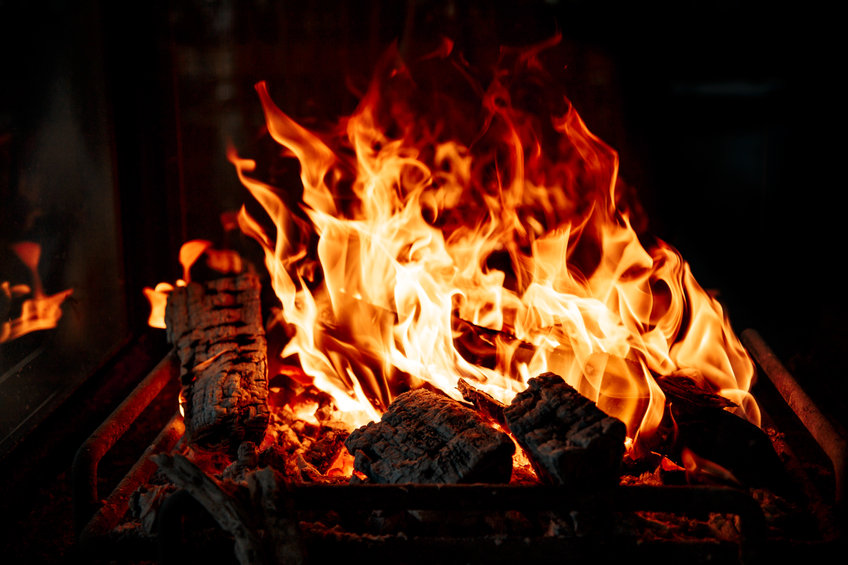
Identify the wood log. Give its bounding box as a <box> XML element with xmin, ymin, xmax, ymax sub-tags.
<box><xmin>452</xmin><ymin>316</ymin><xmax>535</xmax><ymax>370</ymax></box>
<box><xmin>655</xmin><ymin>371</ymin><xmax>793</xmax><ymax>493</ymax></box>
<box><xmin>248</xmin><ymin>466</ymin><xmax>307</xmax><ymax>565</ymax></box>
<box><xmin>457</xmin><ymin>378</ymin><xmax>507</xmax><ymax>426</ymax></box>
<box><xmin>655</xmin><ymin>370</ymin><xmax>737</xmax><ymax>415</ymax></box>
<box><xmin>128</xmin><ymin>482</ymin><xmax>177</xmax><ymax>535</ymax></box>
<box><xmin>165</xmin><ymin>272</ymin><xmax>270</xmax><ymax>453</ymax></box>
<box><xmin>504</xmin><ymin>373</ymin><xmax>626</xmax><ymax>487</ymax></box>
<box><xmin>344</xmin><ymin>389</ymin><xmax>515</xmax><ymax>484</ymax></box>
<box><xmin>153</xmin><ymin>454</ymin><xmax>306</xmax><ymax>565</ymax></box>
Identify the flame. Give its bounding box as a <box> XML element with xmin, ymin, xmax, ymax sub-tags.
<box><xmin>142</xmin><ymin>239</ymin><xmax>237</xmax><ymax>329</ymax></box>
<box><xmin>226</xmin><ymin>41</ymin><xmax>757</xmax><ymax>450</ymax></box>
<box><xmin>179</xmin><ymin>240</ymin><xmax>213</xmax><ymax>282</ymax></box>
<box><xmin>681</xmin><ymin>447</ymin><xmax>743</xmax><ymax>487</ymax></box>
<box><xmin>1</xmin><ymin>242</ymin><xmax>73</xmax><ymax>343</ymax></box>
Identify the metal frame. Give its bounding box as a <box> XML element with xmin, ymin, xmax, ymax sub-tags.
<box><xmin>73</xmin><ymin>329</ymin><xmax>846</xmax><ymax>563</ymax></box>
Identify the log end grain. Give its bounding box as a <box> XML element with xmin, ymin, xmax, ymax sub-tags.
<box><xmin>504</xmin><ymin>373</ymin><xmax>626</xmax><ymax>487</ymax></box>
<box><xmin>345</xmin><ymin>389</ymin><xmax>515</xmax><ymax>484</ymax></box>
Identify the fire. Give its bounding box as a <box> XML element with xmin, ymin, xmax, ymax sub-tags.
<box><xmin>143</xmin><ymin>239</ymin><xmax>222</xmax><ymax>329</ymax></box>
<box><xmin>220</xmin><ymin>40</ymin><xmax>758</xmax><ymax>455</ymax></box>
<box><xmin>1</xmin><ymin>242</ymin><xmax>73</xmax><ymax>343</ymax></box>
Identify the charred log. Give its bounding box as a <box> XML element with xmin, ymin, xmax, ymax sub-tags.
<box><xmin>655</xmin><ymin>371</ymin><xmax>793</xmax><ymax>494</ymax></box>
<box><xmin>675</xmin><ymin>405</ymin><xmax>794</xmax><ymax>494</ymax></box>
<box><xmin>655</xmin><ymin>370</ymin><xmax>738</xmax><ymax>415</ymax></box>
<box><xmin>344</xmin><ymin>389</ymin><xmax>515</xmax><ymax>484</ymax></box>
<box><xmin>452</xmin><ymin>316</ymin><xmax>535</xmax><ymax>371</ymax></box>
<box><xmin>504</xmin><ymin>373</ymin><xmax>626</xmax><ymax>487</ymax></box>
<box><xmin>457</xmin><ymin>378</ymin><xmax>507</xmax><ymax>426</ymax></box>
<box><xmin>165</xmin><ymin>272</ymin><xmax>270</xmax><ymax>453</ymax></box>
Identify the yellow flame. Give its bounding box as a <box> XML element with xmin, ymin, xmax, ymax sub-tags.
<box><xmin>227</xmin><ymin>43</ymin><xmax>757</xmax><ymax>446</ymax></box>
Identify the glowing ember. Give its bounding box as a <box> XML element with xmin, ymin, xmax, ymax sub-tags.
<box><xmin>1</xmin><ymin>242</ymin><xmax>73</xmax><ymax>343</ymax></box>
<box><xmin>151</xmin><ymin>39</ymin><xmax>759</xmax><ymax>463</ymax></box>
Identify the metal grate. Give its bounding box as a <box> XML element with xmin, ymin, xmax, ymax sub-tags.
<box><xmin>73</xmin><ymin>329</ymin><xmax>846</xmax><ymax>564</ymax></box>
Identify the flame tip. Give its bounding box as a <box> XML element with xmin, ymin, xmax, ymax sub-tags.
<box><xmin>163</xmin><ymin>41</ymin><xmax>758</xmax><ymax>453</ymax></box>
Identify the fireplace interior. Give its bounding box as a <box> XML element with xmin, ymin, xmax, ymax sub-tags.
<box><xmin>1</xmin><ymin>1</ymin><xmax>846</xmax><ymax>563</ymax></box>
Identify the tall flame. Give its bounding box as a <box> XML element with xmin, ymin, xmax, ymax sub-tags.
<box><xmin>229</xmin><ymin>41</ymin><xmax>758</xmax><ymax>450</ymax></box>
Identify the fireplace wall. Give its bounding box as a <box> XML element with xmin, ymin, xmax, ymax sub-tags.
<box><xmin>1</xmin><ymin>0</ymin><xmax>130</xmax><ymax>459</ymax></box>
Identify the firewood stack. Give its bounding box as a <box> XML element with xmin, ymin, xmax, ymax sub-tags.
<box><xmin>165</xmin><ymin>270</ymin><xmax>270</xmax><ymax>454</ymax></box>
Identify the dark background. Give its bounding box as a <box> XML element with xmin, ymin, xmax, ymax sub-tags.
<box><xmin>1</xmin><ymin>0</ymin><xmax>845</xmax><ymax>561</ymax></box>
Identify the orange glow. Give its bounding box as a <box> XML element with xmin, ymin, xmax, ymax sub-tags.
<box><xmin>179</xmin><ymin>240</ymin><xmax>213</xmax><ymax>282</ymax></box>
<box><xmin>143</xmin><ymin>239</ymin><xmax>237</xmax><ymax>330</ymax></box>
<box><xmin>1</xmin><ymin>242</ymin><xmax>73</xmax><ymax>343</ymax></box>
<box><xmin>681</xmin><ymin>447</ymin><xmax>742</xmax><ymax>487</ymax></box>
<box><xmin>226</xmin><ymin>41</ymin><xmax>757</xmax><ymax>454</ymax></box>
<box><xmin>142</xmin><ymin>282</ymin><xmax>175</xmax><ymax>330</ymax></box>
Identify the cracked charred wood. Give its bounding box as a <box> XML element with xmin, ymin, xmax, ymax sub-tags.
<box><xmin>344</xmin><ymin>388</ymin><xmax>515</xmax><ymax>484</ymax></box>
<box><xmin>504</xmin><ymin>373</ymin><xmax>626</xmax><ymax>487</ymax></box>
<box><xmin>165</xmin><ymin>271</ymin><xmax>270</xmax><ymax>453</ymax></box>
<box><xmin>457</xmin><ymin>378</ymin><xmax>507</xmax><ymax>426</ymax></box>
<box><xmin>655</xmin><ymin>370</ymin><xmax>738</xmax><ymax>414</ymax></box>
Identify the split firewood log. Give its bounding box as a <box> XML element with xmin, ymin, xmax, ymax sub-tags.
<box><xmin>344</xmin><ymin>388</ymin><xmax>515</xmax><ymax>484</ymax></box>
<box><xmin>165</xmin><ymin>271</ymin><xmax>270</xmax><ymax>453</ymax></box>
<box><xmin>504</xmin><ymin>372</ymin><xmax>626</xmax><ymax>487</ymax></box>
<box><xmin>457</xmin><ymin>378</ymin><xmax>507</xmax><ymax>426</ymax></box>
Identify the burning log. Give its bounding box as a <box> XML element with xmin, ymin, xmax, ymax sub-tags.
<box><xmin>457</xmin><ymin>378</ymin><xmax>508</xmax><ymax>426</ymax></box>
<box><xmin>504</xmin><ymin>373</ymin><xmax>626</xmax><ymax>487</ymax></box>
<box><xmin>165</xmin><ymin>271</ymin><xmax>270</xmax><ymax>453</ymax></box>
<box><xmin>344</xmin><ymin>388</ymin><xmax>515</xmax><ymax>484</ymax></box>
<box><xmin>654</xmin><ymin>370</ymin><xmax>738</xmax><ymax>414</ymax></box>
<box><xmin>655</xmin><ymin>372</ymin><xmax>792</xmax><ymax>493</ymax></box>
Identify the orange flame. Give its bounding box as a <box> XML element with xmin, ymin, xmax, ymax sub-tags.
<box><xmin>227</xmin><ymin>41</ymin><xmax>757</xmax><ymax>451</ymax></box>
<box><xmin>143</xmin><ymin>239</ymin><xmax>225</xmax><ymax>329</ymax></box>
<box><xmin>1</xmin><ymin>242</ymin><xmax>73</xmax><ymax>343</ymax></box>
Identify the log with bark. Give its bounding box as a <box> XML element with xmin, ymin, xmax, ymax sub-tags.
<box><xmin>504</xmin><ymin>372</ymin><xmax>626</xmax><ymax>487</ymax></box>
<box><xmin>344</xmin><ymin>388</ymin><xmax>515</xmax><ymax>484</ymax></box>
<box><xmin>165</xmin><ymin>271</ymin><xmax>270</xmax><ymax>453</ymax></box>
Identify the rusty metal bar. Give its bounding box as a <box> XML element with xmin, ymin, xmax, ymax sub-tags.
<box><xmin>741</xmin><ymin>328</ymin><xmax>848</xmax><ymax>507</ymax></box>
<box><xmin>78</xmin><ymin>412</ymin><xmax>184</xmax><ymax>555</ymax></box>
<box><xmin>72</xmin><ymin>351</ymin><xmax>179</xmax><ymax>533</ymax></box>
<box><xmin>286</xmin><ymin>484</ymin><xmax>764</xmax><ymax>543</ymax></box>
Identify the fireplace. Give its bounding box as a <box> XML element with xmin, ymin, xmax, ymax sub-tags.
<box><xmin>70</xmin><ymin>330</ymin><xmax>845</xmax><ymax>563</ymax></box>
<box><xmin>1</xmin><ymin>1</ymin><xmax>846</xmax><ymax>563</ymax></box>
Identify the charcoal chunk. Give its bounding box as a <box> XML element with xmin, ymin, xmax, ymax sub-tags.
<box><xmin>504</xmin><ymin>372</ymin><xmax>626</xmax><ymax>487</ymax></box>
<box><xmin>345</xmin><ymin>389</ymin><xmax>515</xmax><ymax>484</ymax></box>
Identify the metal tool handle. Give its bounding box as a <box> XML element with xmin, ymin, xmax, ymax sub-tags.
<box><xmin>72</xmin><ymin>351</ymin><xmax>180</xmax><ymax>534</ymax></box>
